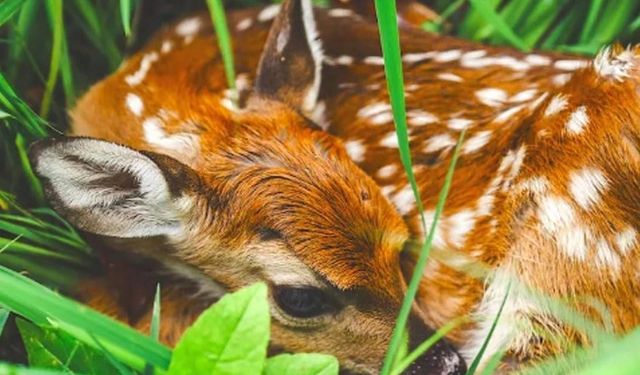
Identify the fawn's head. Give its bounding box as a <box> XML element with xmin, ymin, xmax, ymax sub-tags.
<box><xmin>29</xmin><ymin>1</ymin><xmax>465</xmax><ymax>373</ymax></box>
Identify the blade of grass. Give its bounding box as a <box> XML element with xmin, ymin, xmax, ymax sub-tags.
<box><xmin>144</xmin><ymin>284</ymin><xmax>161</xmax><ymax>375</ymax></box>
<box><xmin>15</xmin><ymin>134</ymin><xmax>45</xmax><ymax>204</ymax></box>
<box><xmin>205</xmin><ymin>0</ymin><xmax>237</xmax><ymax>103</ymax></box>
<box><xmin>465</xmin><ymin>282</ymin><xmax>511</xmax><ymax>375</ymax></box>
<box><xmin>579</xmin><ymin>0</ymin><xmax>604</xmax><ymax>43</ymax></box>
<box><xmin>0</xmin><ymin>73</ymin><xmax>50</xmax><ymax>138</ymax></box>
<box><xmin>391</xmin><ymin>318</ymin><xmax>464</xmax><ymax>375</ymax></box>
<box><xmin>39</xmin><ymin>0</ymin><xmax>63</xmax><ymax>119</ymax></box>
<box><xmin>0</xmin><ymin>265</ymin><xmax>171</xmax><ymax>371</ymax></box>
<box><xmin>0</xmin><ymin>0</ymin><xmax>26</xmax><ymax>26</ymax></box>
<box><xmin>119</xmin><ymin>0</ymin><xmax>133</xmax><ymax>36</ymax></box>
<box><xmin>467</xmin><ymin>0</ymin><xmax>530</xmax><ymax>51</ymax></box>
<box><xmin>0</xmin><ymin>363</ymin><xmax>71</xmax><ymax>374</ymax></box>
<box><xmin>479</xmin><ymin>350</ymin><xmax>506</xmax><ymax>375</ymax></box>
<box><xmin>0</xmin><ymin>308</ymin><xmax>8</xmax><ymax>336</ymax></box>
<box><xmin>6</xmin><ymin>0</ymin><xmax>39</xmax><ymax>80</ymax></box>
<box><xmin>373</xmin><ymin>2</ymin><xmax>467</xmax><ymax>372</ymax></box>
<box><xmin>70</xmin><ymin>0</ymin><xmax>122</xmax><ymax>70</ymax></box>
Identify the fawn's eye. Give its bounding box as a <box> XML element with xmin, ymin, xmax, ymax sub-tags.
<box><xmin>274</xmin><ymin>286</ymin><xmax>336</xmax><ymax>318</ymax></box>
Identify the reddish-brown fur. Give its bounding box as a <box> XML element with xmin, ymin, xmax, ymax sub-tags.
<box><xmin>64</xmin><ymin>2</ymin><xmax>640</xmax><ymax>373</ymax></box>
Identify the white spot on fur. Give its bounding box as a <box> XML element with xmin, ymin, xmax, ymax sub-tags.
<box><xmin>125</xmin><ymin>93</ymin><xmax>143</xmax><ymax>117</ymax></box>
<box><xmin>615</xmin><ymin>227</ymin><xmax>637</xmax><ymax>255</ymax></box>
<box><xmin>379</xmin><ymin>132</ymin><xmax>399</xmax><ymax>148</ymax></box>
<box><xmin>344</xmin><ymin>140</ymin><xmax>366</xmax><ymax>162</ymax></box>
<box><xmin>495</xmin><ymin>105</ymin><xmax>525</xmax><ymax>123</ymax></box>
<box><xmin>161</xmin><ymin>40</ymin><xmax>173</xmax><ymax>54</ymax></box>
<box><xmin>370</xmin><ymin>111</ymin><xmax>394</xmax><ymax>125</ymax></box>
<box><xmin>510</xmin><ymin>89</ymin><xmax>538</xmax><ymax>102</ymax></box>
<box><xmin>380</xmin><ymin>185</ymin><xmax>396</xmax><ymax>199</ymax></box>
<box><xmin>143</xmin><ymin>117</ymin><xmax>200</xmax><ymax>162</ymax></box>
<box><xmin>461</xmin><ymin>50</ymin><xmax>487</xmax><ymax>60</ymax></box>
<box><xmin>402</xmin><ymin>52</ymin><xmax>436</xmax><ymax>63</ymax></box>
<box><xmin>462</xmin><ymin>131</ymin><xmax>492</xmax><ymax>154</ymax></box>
<box><xmin>328</xmin><ymin>8</ymin><xmax>354</xmax><ymax>17</ymax></box>
<box><xmin>461</xmin><ymin>55</ymin><xmax>530</xmax><ymax>71</ymax></box>
<box><xmin>236</xmin><ymin>18</ymin><xmax>253</xmax><ymax>31</ymax></box>
<box><xmin>423</xmin><ymin>134</ymin><xmax>456</xmax><ymax>153</ymax></box>
<box><xmin>538</xmin><ymin>195</ymin><xmax>576</xmax><ymax>237</ymax></box>
<box><xmin>324</xmin><ymin>55</ymin><xmax>354</xmax><ymax>66</ymax></box>
<box><xmin>176</xmin><ymin>17</ymin><xmax>202</xmax><ymax>36</ymax></box>
<box><xmin>363</xmin><ymin>56</ymin><xmax>385</xmax><ymax>65</ymax></box>
<box><xmin>437</xmin><ymin>72</ymin><xmax>463</xmax><ymax>82</ymax></box>
<box><xmin>446</xmin><ymin>209</ymin><xmax>476</xmax><ymax>248</ymax></box>
<box><xmin>516</xmin><ymin>176</ymin><xmax>549</xmax><ymax>195</ymax></box>
<box><xmin>594</xmin><ymin>46</ymin><xmax>635</xmax><ymax>82</ymax></box>
<box><xmin>525</xmin><ymin>54</ymin><xmax>552</xmax><ymax>66</ymax></box>
<box><xmin>448</xmin><ymin>118</ymin><xmax>473</xmax><ymax>130</ymax></box>
<box><xmin>377</xmin><ymin>164</ymin><xmax>398</xmax><ymax>179</ymax></box>
<box><xmin>554</xmin><ymin>59</ymin><xmax>588</xmax><ymax>71</ymax></box>
<box><xmin>125</xmin><ymin>52</ymin><xmax>159</xmax><ymax>86</ymax></box>
<box><xmin>258</xmin><ymin>4</ymin><xmax>281</xmax><ymax>22</ymax></box>
<box><xmin>569</xmin><ymin>168</ymin><xmax>608</xmax><ymax>210</ymax></box>
<box><xmin>391</xmin><ymin>184</ymin><xmax>416</xmax><ymax>215</ymax></box>
<box><xmin>596</xmin><ymin>236</ymin><xmax>621</xmax><ymax>270</ymax></box>
<box><xmin>566</xmin><ymin>106</ymin><xmax>589</xmax><ymax>134</ymax></box>
<box><xmin>407</xmin><ymin>109</ymin><xmax>438</xmax><ymax>126</ymax></box>
<box><xmin>544</xmin><ymin>95</ymin><xmax>568</xmax><ymax>116</ymax></box>
<box><xmin>475</xmin><ymin>88</ymin><xmax>508</xmax><ymax>107</ymax></box>
<box><xmin>358</xmin><ymin>102</ymin><xmax>391</xmax><ymax>118</ymax></box>
<box><xmin>434</xmin><ymin>49</ymin><xmax>462</xmax><ymax>62</ymax></box>
<box><xmin>552</xmin><ymin>73</ymin><xmax>572</xmax><ymax>86</ymax></box>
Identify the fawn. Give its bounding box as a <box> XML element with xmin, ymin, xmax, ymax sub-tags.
<box><xmin>28</xmin><ymin>0</ymin><xmax>640</xmax><ymax>373</ymax></box>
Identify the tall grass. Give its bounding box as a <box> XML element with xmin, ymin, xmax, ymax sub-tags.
<box><xmin>1</xmin><ymin>0</ymin><xmax>640</xmax><ymax>374</ymax></box>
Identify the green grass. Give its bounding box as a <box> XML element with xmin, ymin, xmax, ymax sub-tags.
<box><xmin>2</xmin><ymin>0</ymin><xmax>640</xmax><ymax>374</ymax></box>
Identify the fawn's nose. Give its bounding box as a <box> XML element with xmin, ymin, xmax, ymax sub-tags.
<box><xmin>401</xmin><ymin>315</ymin><xmax>466</xmax><ymax>375</ymax></box>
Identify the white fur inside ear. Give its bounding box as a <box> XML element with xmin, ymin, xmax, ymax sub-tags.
<box><xmin>34</xmin><ymin>139</ymin><xmax>187</xmax><ymax>238</ymax></box>
<box><xmin>300</xmin><ymin>0</ymin><xmax>323</xmax><ymax>113</ymax></box>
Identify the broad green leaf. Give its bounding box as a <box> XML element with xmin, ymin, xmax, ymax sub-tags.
<box><xmin>17</xmin><ymin>319</ymin><xmax>120</xmax><ymax>374</ymax></box>
<box><xmin>264</xmin><ymin>353</ymin><xmax>339</xmax><ymax>375</ymax></box>
<box><xmin>168</xmin><ymin>283</ymin><xmax>270</xmax><ymax>375</ymax></box>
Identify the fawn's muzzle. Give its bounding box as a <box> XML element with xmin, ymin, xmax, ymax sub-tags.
<box><xmin>402</xmin><ymin>315</ymin><xmax>466</xmax><ymax>375</ymax></box>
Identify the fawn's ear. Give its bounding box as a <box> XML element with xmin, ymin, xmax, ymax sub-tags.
<box><xmin>254</xmin><ymin>0</ymin><xmax>323</xmax><ymax>113</ymax></box>
<box><xmin>29</xmin><ymin>137</ymin><xmax>200</xmax><ymax>238</ymax></box>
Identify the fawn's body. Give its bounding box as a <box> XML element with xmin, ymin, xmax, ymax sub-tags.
<box><xmin>32</xmin><ymin>1</ymin><xmax>640</xmax><ymax>373</ymax></box>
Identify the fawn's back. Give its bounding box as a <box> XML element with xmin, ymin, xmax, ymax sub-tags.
<box><xmin>48</xmin><ymin>0</ymin><xmax>640</xmax><ymax>372</ymax></box>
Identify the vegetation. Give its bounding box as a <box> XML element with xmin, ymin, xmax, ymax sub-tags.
<box><xmin>1</xmin><ymin>0</ymin><xmax>640</xmax><ymax>374</ymax></box>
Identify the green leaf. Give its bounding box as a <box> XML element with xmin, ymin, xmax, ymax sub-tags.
<box><xmin>17</xmin><ymin>319</ymin><xmax>120</xmax><ymax>374</ymax></box>
<box><xmin>168</xmin><ymin>283</ymin><xmax>270</xmax><ymax>375</ymax></box>
<box><xmin>264</xmin><ymin>353</ymin><xmax>339</xmax><ymax>375</ymax></box>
